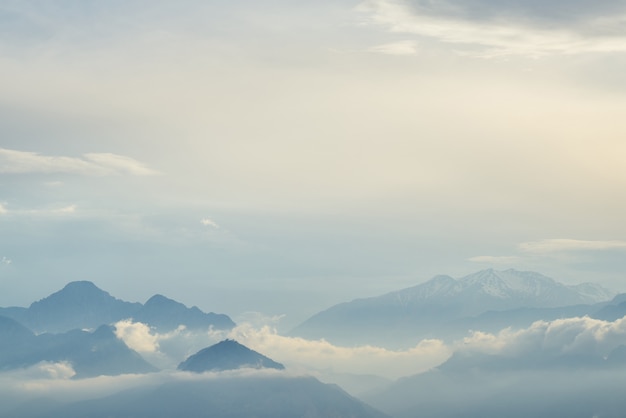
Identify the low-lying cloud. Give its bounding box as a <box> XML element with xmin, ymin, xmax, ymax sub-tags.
<box><xmin>460</xmin><ymin>315</ymin><xmax>626</xmax><ymax>359</ymax></box>
<box><xmin>113</xmin><ymin>320</ymin><xmax>450</xmax><ymax>379</ymax></box>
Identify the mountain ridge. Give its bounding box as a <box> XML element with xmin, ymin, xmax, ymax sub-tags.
<box><xmin>291</xmin><ymin>269</ymin><xmax>616</xmax><ymax>346</ymax></box>
<box><xmin>0</xmin><ymin>281</ymin><xmax>235</xmax><ymax>334</ymax></box>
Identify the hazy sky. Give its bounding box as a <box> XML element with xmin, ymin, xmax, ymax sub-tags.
<box><xmin>1</xmin><ymin>0</ymin><xmax>626</xmax><ymax>327</ymax></box>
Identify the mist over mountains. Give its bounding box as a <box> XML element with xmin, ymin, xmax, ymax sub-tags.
<box><xmin>2</xmin><ymin>269</ymin><xmax>626</xmax><ymax>417</ymax></box>
<box><xmin>291</xmin><ymin>269</ymin><xmax>617</xmax><ymax>346</ymax></box>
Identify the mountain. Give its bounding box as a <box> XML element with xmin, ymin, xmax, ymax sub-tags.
<box><xmin>591</xmin><ymin>293</ymin><xmax>626</xmax><ymax>321</ymax></box>
<box><xmin>133</xmin><ymin>294</ymin><xmax>235</xmax><ymax>332</ymax></box>
<box><xmin>0</xmin><ymin>281</ymin><xmax>235</xmax><ymax>334</ymax></box>
<box><xmin>0</xmin><ymin>315</ymin><xmax>39</xmax><ymax>370</ymax></box>
<box><xmin>19</xmin><ymin>375</ymin><xmax>390</xmax><ymax>418</ymax></box>
<box><xmin>0</xmin><ymin>320</ymin><xmax>157</xmax><ymax>378</ymax></box>
<box><xmin>178</xmin><ymin>339</ymin><xmax>285</xmax><ymax>372</ymax></box>
<box><xmin>0</xmin><ymin>281</ymin><xmax>141</xmax><ymax>333</ymax></box>
<box><xmin>291</xmin><ymin>269</ymin><xmax>616</xmax><ymax>346</ymax></box>
<box><xmin>365</xmin><ymin>340</ymin><xmax>626</xmax><ymax>418</ymax></box>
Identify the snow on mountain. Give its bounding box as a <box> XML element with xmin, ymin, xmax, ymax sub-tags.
<box><xmin>290</xmin><ymin>269</ymin><xmax>616</xmax><ymax>346</ymax></box>
<box><xmin>386</xmin><ymin>268</ymin><xmax>615</xmax><ymax>307</ymax></box>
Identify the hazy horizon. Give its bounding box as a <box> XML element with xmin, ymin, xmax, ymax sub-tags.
<box><xmin>2</xmin><ymin>0</ymin><xmax>626</xmax><ymax>330</ymax></box>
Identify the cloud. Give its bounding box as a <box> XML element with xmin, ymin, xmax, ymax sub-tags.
<box><xmin>460</xmin><ymin>315</ymin><xmax>626</xmax><ymax>359</ymax></box>
<box><xmin>0</xmin><ymin>203</ymin><xmax>6</xmax><ymax>214</ymax></box>
<box><xmin>1</xmin><ymin>257</ymin><xmax>11</xmax><ymax>265</ymax></box>
<box><xmin>82</xmin><ymin>153</ymin><xmax>159</xmax><ymax>176</ymax></box>
<box><xmin>519</xmin><ymin>239</ymin><xmax>626</xmax><ymax>254</ymax></box>
<box><xmin>56</xmin><ymin>205</ymin><xmax>77</xmax><ymax>214</ymax></box>
<box><xmin>0</xmin><ymin>362</ymin><xmax>76</xmax><ymax>381</ymax></box>
<box><xmin>112</xmin><ymin>320</ymin><xmax>449</xmax><ymax>379</ymax></box>
<box><xmin>369</xmin><ymin>40</ymin><xmax>419</xmax><ymax>55</ymax></box>
<box><xmin>357</xmin><ymin>0</ymin><xmax>626</xmax><ymax>57</ymax></box>
<box><xmin>223</xmin><ymin>323</ymin><xmax>450</xmax><ymax>379</ymax></box>
<box><xmin>114</xmin><ymin>320</ymin><xmax>160</xmax><ymax>353</ymax></box>
<box><xmin>0</xmin><ymin>148</ymin><xmax>158</xmax><ymax>176</ymax></box>
<box><xmin>200</xmin><ymin>218</ymin><xmax>219</xmax><ymax>228</ymax></box>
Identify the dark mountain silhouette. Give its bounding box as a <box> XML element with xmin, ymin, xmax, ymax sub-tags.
<box><xmin>134</xmin><ymin>294</ymin><xmax>234</xmax><ymax>332</ymax></box>
<box><xmin>178</xmin><ymin>339</ymin><xmax>285</xmax><ymax>372</ymax></box>
<box><xmin>20</xmin><ymin>376</ymin><xmax>390</xmax><ymax>418</ymax></box>
<box><xmin>0</xmin><ymin>281</ymin><xmax>141</xmax><ymax>334</ymax></box>
<box><xmin>0</xmin><ymin>318</ymin><xmax>157</xmax><ymax>378</ymax></box>
<box><xmin>291</xmin><ymin>269</ymin><xmax>615</xmax><ymax>347</ymax></box>
<box><xmin>0</xmin><ymin>281</ymin><xmax>235</xmax><ymax>334</ymax></box>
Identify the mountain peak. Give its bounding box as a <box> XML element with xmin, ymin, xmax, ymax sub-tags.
<box><xmin>178</xmin><ymin>339</ymin><xmax>285</xmax><ymax>373</ymax></box>
<box><xmin>62</xmin><ymin>280</ymin><xmax>100</xmax><ymax>290</ymax></box>
<box><xmin>25</xmin><ymin>281</ymin><xmax>142</xmax><ymax>333</ymax></box>
<box><xmin>144</xmin><ymin>294</ymin><xmax>182</xmax><ymax>307</ymax></box>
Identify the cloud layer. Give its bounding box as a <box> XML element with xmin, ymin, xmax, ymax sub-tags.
<box><xmin>0</xmin><ymin>148</ymin><xmax>158</xmax><ymax>176</ymax></box>
<box><xmin>113</xmin><ymin>320</ymin><xmax>450</xmax><ymax>379</ymax></box>
<box><xmin>358</xmin><ymin>0</ymin><xmax>626</xmax><ymax>57</ymax></box>
<box><xmin>461</xmin><ymin>315</ymin><xmax>626</xmax><ymax>359</ymax></box>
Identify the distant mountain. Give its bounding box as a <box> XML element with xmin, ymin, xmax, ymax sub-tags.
<box><xmin>134</xmin><ymin>294</ymin><xmax>234</xmax><ymax>332</ymax></box>
<box><xmin>291</xmin><ymin>269</ymin><xmax>616</xmax><ymax>346</ymax></box>
<box><xmin>178</xmin><ymin>339</ymin><xmax>285</xmax><ymax>373</ymax></box>
<box><xmin>0</xmin><ymin>318</ymin><xmax>157</xmax><ymax>378</ymax></box>
<box><xmin>591</xmin><ymin>293</ymin><xmax>626</xmax><ymax>321</ymax></box>
<box><xmin>0</xmin><ymin>281</ymin><xmax>235</xmax><ymax>334</ymax></box>
<box><xmin>365</xmin><ymin>342</ymin><xmax>626</xmax><ymax>418</ymax></box>
<box><xmin>20</xmin><ymin>375</ymin><xmax>390</xmax><ymax>418</ymax></box>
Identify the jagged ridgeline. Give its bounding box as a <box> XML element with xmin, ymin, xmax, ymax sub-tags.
<box><xmin>0</xmin><ymin>281</ymin><xmax>235</xmax><ymax>333</ymax></box>
<box><xmin>290</xmin><ymin>269</ymin><xmax>617</xmax><ymax>347</ymax></box>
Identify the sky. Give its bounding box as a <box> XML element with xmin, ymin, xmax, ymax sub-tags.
<box><xmin>1</xmin><ymin>0</ymin><xmax>626</xmax><ymax>329</ymax></box>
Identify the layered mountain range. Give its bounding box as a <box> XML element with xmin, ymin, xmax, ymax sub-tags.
<box><xmin>0</xmin><ymin>280</ymin><xmax>235</xmax><ymax>333</ymax></box>
<box><xmin>291</xmin><ymin>269</ymin><xmax>618</xmax><ymax>346</ymax></box>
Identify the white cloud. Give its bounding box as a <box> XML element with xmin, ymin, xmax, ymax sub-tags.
<box><xmin>114</xmin><ymin>320</ymin><xmax>159</xmax><ymax>353</ymax></box>
<box><xmin>369</xmin><ymin>40</ymin><xmax>419</xmax><ymax>55</ymax></box>
<box><xmin>56</xmin><ymin>205</ymin><xmax>77</xmax><ymax>214</ymax></box>
<box><xmin>357</xmin><ymin>0</ymin><xmax>626</xmax><ymax>57</ymax></box>
<box><xmin>0</xmin><ymin>148</ymin><xmax>158</xmax><ymax>176</ymax></box>
<box><xmin>460</xmin><ymin>315</ymin><xmax>626</xmax><ymax>359</ymax></box>
<box><xmin>223</xmin><ymin>323</ymin><xmax>450</xmax><ymax>379</ymax></box>
<box><xmin>519</xmin><ymin>239</ymin><xmax>626</xmax><ymax>254</ymax></box>
<box><xmin>1</xmin><ymin>257</ymin><xmax>11</xmax><ymax>265</ymax></box>
<box><xmin>112</xmin><ymin>320</ymin><xmax>449</xmax><ymax>379</ymax></box>
<box><xmin>0</xmin><ymin>362</ymin><xmax>76</xmax><ymax>381</ymax></box>
<box><xmin>200</xmin><ymin>218</ymin><xmax>219</xmax><ymax>228</ymax></box>
<box><xmin>0</xmin><ymin>203</ymin><xmax>6</xmax><ymax>215</ymax></box>
<box><xmin>83</xmin><ymin>153</ymin><xmax>159</xmax><ymax>176</ymax></box>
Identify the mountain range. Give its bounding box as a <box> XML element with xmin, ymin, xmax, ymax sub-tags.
<box><xmin>0</xmin><ymin>315</ymin><xmax>156</xmax><ymax>378</ymax></box>
<box><xmin>291</xmin><ymin>269</ymin><xmax>617</xmax><ymax>346</ymax></box>
<box><xmin>0</xmin><ymin>281</ymin><xmax>235</xmax><ymax>334</ymax></box>
<box><xmin>365</xmin><ymin>339</ymin><xmax>626</xmax><ymax>418</ymax></box>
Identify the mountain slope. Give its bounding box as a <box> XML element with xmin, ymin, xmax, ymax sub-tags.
<box><xmin>8</xmin><ymin>281</ymin><xmax>141</xmax><ymax>333</ymax></box>
<box><xmin>291</xmin><ymin>269</ymin><xmax>615</xmax><ymax>346</ymax></box>
<box><xmin>0</xmin><ymin>323</ymin><xmax>157</xmax><ymax>378</ymax></box>
<box><xmin>24</xmin><ymin>375</ymin><xmax>390</xmax><ymax>418</ymax></box>
<box><xmin>178</xmin><ymin>339</ymin><xmax>285</xmax><ymax>372</ymax></box>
